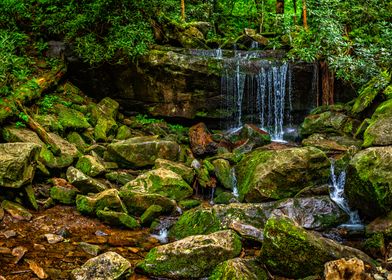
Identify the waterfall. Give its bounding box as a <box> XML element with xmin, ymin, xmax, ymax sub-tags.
<box><xmin>231</xmin><ymin>167</ymin><xmax>239</xmax><ymax>198</ymax></box>
<box><xmin>329</xmin><ymin>161</ymin><xmax>362</xmax><ymax>227</ymax></box>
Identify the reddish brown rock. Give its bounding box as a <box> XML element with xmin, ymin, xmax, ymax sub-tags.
<box><xmin>189</xmin><ymin>123</ymin><xmax>218</xmax><ymax>156</ymax></box>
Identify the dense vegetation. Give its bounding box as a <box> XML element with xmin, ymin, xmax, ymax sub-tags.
<box><xmin>0</xmin><ymin>0</ymin><xmax>391</xmax><ymax>96</ymax></box>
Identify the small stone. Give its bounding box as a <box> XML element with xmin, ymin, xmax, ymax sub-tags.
<box><xmin>0</xmin><ymin>247</ymin><xmax>11</xmax><ymax>254</ymax></box>
<box><xmin>95</xmin><ymin>230</ymin><xmax>108</xmax><ymax>237</ymax></box>
<box><xmin>44</xmin><ymin>234</ymin><xmax>64</xmax><ymax>244</ymax></box>
<box><xmin>79</xmin><ymin>242</ymin><xmax>101</xmax><ymax>256</ymax></box>
<box><xmin>34</xmin><ymin>244</ymin><xmax>46</xmax><ymax>250</ymax></box>
<box><xmin>1</xmin><ymin>200</ymin><xmax>32</xmax><ymax>221</ymax></box>
<box><xmin>3</xmin><ymin>230</ymin><xmax>17</xmax><ymax>239</ymax></box>
<box><xmin>26</xmin><ymin>259</ymin><xmax>48</xmax><ymax>279</ymax></box>
<box><xmin>12</xmin><ymin>246</ymin><xmax>28</xmax><ymax>264</ymax></box>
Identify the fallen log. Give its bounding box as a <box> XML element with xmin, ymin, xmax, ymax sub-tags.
<box><xmin>0</xmin><ymin>64</ymin><xmax>66</xmax><ymax>124</ymax></box>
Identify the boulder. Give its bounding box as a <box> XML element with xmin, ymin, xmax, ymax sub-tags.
<box><xmin>75</xmin><ymin>155</ymin><xmax>106</xmax><ymax>177</ymax></box>
<box><xmin>366</xmin><ymin>211</ymin><xmax>392</xmax><ymax>238</ymax></box>
<box><xmin>238</xmin><ymin>124</ymin><xmax>271</xmax><ymax>147</ymax></box>
<box><xmin>0</xmin><ymin>143</ymin><xmax>40</xmax><ymax>188</ymax></box>
<box><xmin>154</xmin><ymin>158</ymin><xmax>194</xmax><ymax>184</ymax></box>
<box><xmin>50</xmin><ymin>185</ymin><xmax>79</xmax><ymax>205</ymax></box>
<box><xmin>209</xmin><ymin>258</ymin><xmax>268</xmax><ymax>280</ymax></box>
<box><xmin>71</xmin><ymin>251</ymin><xmax>131</xmax><ymax>280</ymax></box>
<box><xmin>96</xmin><ymin>210</ymin><xmax>139</xmax><ymax>229</ymax></box>
<box><xmin>121</xmin><ymin>168</ymin><xmax>193</xmax><ymax>201</ymax></box>
<box><xmin>324</xmin><ymin>258</ymin><xmax>370</xmax><ymax>280</ymax></box>
<box><xmin>66</xmin><ymin>167</ymin><xmax>107</xmax><ymax>194</ymax></box>
<box><xmin>260</xmin><ymin>217</ymin><xmax>373</xmax><ymax>278</ymax></box>
<box><xmin>1</xmin><ymin>200</ymin><xmax>32</xmax><ymax>221</ymax></box>
<box><xmin>105</xmin><ymin>171</ymin><xmax>135</xmax><ymax>185</ymax></box>
<box><xmin>212</xmin><ymin>159</ymin><xmax>235</xmax><ymax>190</ymax></box>
<box><xmin>302</xmin><ymin>133</ymin><xmax>361</xmax><ymax>152</ymax></box>
<box><xmin>76</xmin><ymin>189</ymin><xmax>127</xmax><ymax>215</ymax></box>
<box><xmin>363</xmin><ymin>99</ymin><xmax>392</xmax><ymax>147</ymax></box>
<box><xmin>106</xmin><ymin>136</ymin><xmax>180</xmax><ymax>168</ymax></box>
<box><xmin>119</xmin><ymin>190</ymin><xmax>176</xmax><ymax>215</ymax></box>
<box><xmin>91</xmin><ymin>97</ymin><xmax>119</xmax><ymax>142</ymax></box>
<box><xmin>346</xmin><ymin>147</ymin><xmax>392</xmax><ymax>218</ymax></box>
<box><xmin>55</xmin><ymin>104</ymin><xmax>91</xmax><ymax>131</ymax></box>
<box><xmin>189</xmin><ymin>123</ymin><xmax>218</xmax><ymax>156</ymax></box>
<box><xmin>136</xmin><ymin>230</ymin><xmax>242</xmax><ymax>279</ymax></box>
<box><xmin>140</xmin><ymin>205</ymin><xmax>163</xmax><ymax>226</ymax></box>
<box><xmin>236</xmin><ymin>146</ymin><xmax>330</xmax><ymax>202</ymax></box>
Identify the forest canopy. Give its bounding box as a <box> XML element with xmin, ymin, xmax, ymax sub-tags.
<box><xmin>0</xmin><ymin>0</ymin><xmax>391</xmax><ymax>95</ymax></box>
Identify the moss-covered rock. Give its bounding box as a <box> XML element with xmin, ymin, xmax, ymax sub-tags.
<box><xmin>106</xmin><ymin>136</ymin><xmax>180</xmax><ymax>168</ymax></box>
<box><xmin>50</xmin><ymin>185</ymin><xmax>79</xmax><ymax>205</ymax></box>
<box><xmin>363</xmin><ymin>99</ymin><xmax>392</xmax><ymax>147</ymax></box>
<box><xmin>0</xmin><ymin>142</ymin><xmax>40</xmax><ymax>188</ymax></box>
<box><xmin>178</xmin><ymin>199</ymin><xmax>201</xmax><ymax>210</ymax></box>
<box><xmin>115</xmin><ymin>125</ymin><xmax>133</xmax><ymax>140</ymax></box>
<box><xmin>105</xmin><ymin>171</ymin><xmax>135</xmax><ymax>185</ymax></box>
<box><xmin>209</xmin><ymin>258</ymin><xmax>268</xmax><ymax>280</ymax></box>
<box><xmin>96</xmin><ymin>209</ymin><xmax>139</xmax><ymax>229</ymax></box>
<box><xmin>140</xmin><ymin>205</ymin><xmax>163</xmax><ymax>226</ymax></box>
<box><xmin>71</xmin><ymin>251</ymin><xmax>131</xmax><ymax>280</ymax></box>
<box><xmin>121</xmin><ymin>168</ymin><xmax>193</xmax><ymax>201</ymax></box>
<box><xmin>302</xmin><ymin>133</ymin><xmax>362</xmax><ymax>152</ymax></box>
<box><xmin>236</xmin><ymin>147</ymin><xmax>330</xmax><ymax>202</ymax></box>
<box><xmin>345</xmin><ymin>146</ymin><xmax>392</xmax><ymax>218</ymax></box>
<box><xmin>155</xmin><ymin>158</ymin><xmax>194</xmax><ymax>184</ymax></box>
<box><xmin>213</xmin><ymin>192</ymin><xmax>237</xmax><ymax>205</ymax></box>
<box><xmin>119</xmin><ymin>190</ymin><xmax>176</xmax><ymax>215</ymax></box>
<box><xmin>56</xmin><ymin>104</ymin><xmax>91</xmax><ymax>131</ymax></box>
<box><xmin>1</xmin><ymin>200</ymin><xmax>32</xmax><ymax>220</ymax></box>
<box><xmin>260</xmin><ymin>217</ymin><xmax>373</xmax><ymax>278</ymax></box>
<box><xmin>363</xmin><ymin>233</ymin><xmax>385</xmax><ymax>259</ymax></box>
<box><xmin>366</xmin><ymin>211</ymin><xmax>392</xmax><ymax>238</ymax></box>
<box><xmin>75</xmin><ymin>155</ymin><xmax>106</xmax><ymax>177</ymax></box>
<box><xmin>76</xmin><ymin>189</ymin><xmax>127</xmax><ymax>215</ymax></box>
<box><xmin>66</xmin><ymin>166</ymin><xmax>107</xmax><ymax>194</ymax></box>
<box><xmin>238</xmin><ymin>124</ymin><xmax>271</xmax><ymax>147</ymax></box>
<box><xmin>67</xmin><ymin>132</ymin><xmax>88</xmax><ymax>152</ymax></box>
<box><xmin>170</xmin><ymin>207</ymin><xmax>222</xmax><ymax>240</ymax></box>
<box><xmin>136</xmin><ymin>230</ymin><xmax>242</xmax><ymax>279</ymax></box>
<box><xmin>212</xmin><ymin>159</ymin><xmax>235</xmax><ymax>190</ymax></box>
<box><xmin>91</xmin><ymin>97</ymin><xmax>119</xmax><ymax>142</ymax></box>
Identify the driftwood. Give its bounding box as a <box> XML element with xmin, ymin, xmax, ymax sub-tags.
<box><xmin>0</xmin><ymin>64</ymin><xmax>66</xmax><ymax>124</ymax></box>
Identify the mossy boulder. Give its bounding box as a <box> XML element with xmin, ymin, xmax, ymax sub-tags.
<box><xmin>66</xmin><ymin>167</ymin><xmax>107</xmax><ymax>194</ymax></box>
<box><xmin>154</xmin><ymin>158</ymin><xmax>194</xmax><ymax>184</ymax></box>
<box><xmin>140</xmin><ymin>205</ymin><xmax>163</xmax><ymax>226</ymax></box>
<box><xmin>260</xmin><ymin>216</ymin><xmax>373</xmax><ymax>278</ymax></box>
<box><xmin>50</xmin><ymin>185</ymin><xmax>79</xmax><ymax>205</ymax></box>
<box><xmin>91</xmin><ymin>97</ymin><xmax>119</xmax><ymax>142</ymax></box>
<box><xmin>115</xmin><ymin>125</ymin><xmax>133</xmax><ymax>140</ymax></box>
<box><xmin>178</xmin><ymin>199</ymin><xmax>201</xmax><ymax>210</ymax></box>
<box><xmin>212</xmin><ymin>159</ymin><xmax>235</xmax><ymax>190</ymax></box>
<box><xmin>0</xmin><ymin>142</ymin><xmax>41</xmax><ymax>188</ymax></box>
<box><xmin>71</xmin><ymin>251</ymin><xmax>131</xmax><ymax>280</ymax></box>
<box><xmin>75</xmin><ymin>155</ymin><xmax>106</xmax><ymax>177</ymax></box>
<box><xmin>302</xmin><ymin>133</ymin><xmax>362</xmax><ymax>152</ymax></box>
<box><xmin>136</xmin><ymin>230</ymin><xmax>242</xmax><ymax>279</ymax></box>
<box><xmin>119</xmin><ymin>190</ymin><xmax>176</xmax><ymax>215</ymax></box>
<box><xmin>346</xmin><ymin>147</ymin><xmax>392</xmax><ymax>219</ymax></box>
<box><xmin>366</xmin><ymin>211</ymin><xmax>392</xmax><ymax>238</ymax></box>
<box><xmin>238</xmin><ymin>124</ymin><xmax>271</xmax><ymax>147</ymax></box>
<box><xmin>76</xmin><ymin>189</ymin><xmax>127</xmax><ymax>215</ymax></box>
<box><xmin>236</xmin><ymin>147</ymin><xmax>330</xmax><ymax>202</ymax></box>
<box><xmin>209</xmin><ymin>258</ymin><xmax>268</xmax><ymax>280</ymax></box>
<box><xmin>213</xmin><ymin>192</ymin><xmax>237</xmax><ymax>204</ymax></box>
<box><xmin>67</xmin><ymin>132</ymin><xmax>88</xmax><ymax>152</ymax></box>
<box><xmin>363</xmin><ymin>99</ymin><xmax>392</xmax><ymax>147</ymax></box>
<box><xmin>96</xmin><ymin>209</ymin><xmax>140</xmax><ymax>229</ymax></box>
<box><xmin>106</xmin><ymin>136</ymin><xmax>180</xmax><ymax>168</ymax></box>
<box><xmin>105</xmin><ymin>171</ymin><xmax>135</xmax><ymax>185</ymax></box>
<box><xmin>56</xmin><ymin>104</ymin><xmax>91</xmax><ymax>131</ymax></box>
<box><xmin>121</xmin><ymin>168</ymin><xmax>193</xmax><ymax>201</ymax></box>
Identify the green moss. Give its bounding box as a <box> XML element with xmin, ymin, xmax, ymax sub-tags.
<box><xmin>178</xmin><ymin>199</ymin><xmax>201</xmax><ymax>210</ymax></box>
<box><xmin>363</xmin><ymin>233</ymin><xmax>385</xmax><ymax>258</ymax></box>
<box><xmin>96</xmin><ymin>210</ymin><xmax>140</xmax><ymax>229</ymax></box>
<box><xmin>50</xmin><ymin>186</ymin><xmax>78</xmax><ymax>205</ymax></box>
<box><xmin>140</xmin><ymin>205</ymin><xmax>163</xmax><ymax>226</ymax></box>
<box><xmin>57</xmin><ymin>104</ymin><xmax>91</xmax><ymax>131</ymax></box>
<box><xmin>67</xmin><ymin>132</ymin><xmax>87</xmax><ymax>152</ymax></box>
<box><xmin>76</xmin><ymin>194</ymin><xmax>95</xmax><ymax>215</ymax></box>
<box><xmin>169</xmin><ymin>207</ymin><xmax>222</xmax><ymax>239</ymax></box>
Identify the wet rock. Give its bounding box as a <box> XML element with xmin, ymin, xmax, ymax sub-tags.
<box><xmin>76</xmin><ymin>189</ymin><xmax>127</xmax><ymax>215</ymax></box>
<box><xmin>105</xmin><ymin>171</ymin><xmax>135</xmax><ymax>185</ymax></box>
<box><xmin>363</xmin><ymin>233</ymin><xmax>385</xmax><ymax>258</ymax></box>
<box><xmin>78</xmin><ymin>242</ymin><xmax>101</xmax><ymax>256</ymax></box>
<box><xmin>366</xmin><ymin>211</ymin><xmax>392</xmax><ymax>237</ymax></box>
<box><xmin>238</xmin><ymin>124</ymin><xmax>271</xmax><ymax>147</ymax></box>
<box><xmin>0</xmin><ymin>142</ymin><xmax>40</xmax><ymax>188</ymax></box>
<box><xmin>137</xmin><ymin>230</ymin><xmax>242</xmax><ymax>279</ymax></box>
<box><xmin>228</xmin><ymin>221</ymin><xmax>264</xmax><ymax>242</ymax></box>
<box><xmin>71</xmin><ymin>251</ymin><xmax>131</xmax><ymax>280</ymax></box>
<box><xmin>66</xmin><ymin>166</ymin><xmax>107</xmax><ymax>194</ymax></box>
<box><xmin>26</xmin><ymin>259</ymin><xmax>48</xmax><ymax>279</ymax></box>
<box><xmin>178</xmin><ymin>199</ymin><xmax>201</xmax><ymax>210</ymax></box>
<box><xmin>363</xmin><ymin>99</ymin><xmax>392</xmax><ymax>147</ymax></box>
<box><xmin>12</xmin><ymin>246</ymin><xmax>28</xmax><ymax>264</ymax></box>
<box><xmin>346</xmin><ymin>146</ymin><xmax>392</xmax><ymax>218</ymax></box>
<box><xmin>115</xmin><ymin>125</ymin><xmax>134</xmax><ymax>140</ymax></box>
<box><xmin>302</xmin><ymin>133</ymin><xmax>361</xmax><ymax>152</ymax></box>
<box><xmin>260</xmin><ymin>216</ymin><xmax>373</xmax><ymax>278</ymax></box>
<box><xmin>209</xmin><ymin>258</ymin><xmax>268</xmax><ymax>280</ymax></box>
<box><xmin>189</xmin><ymin>122</ymin><xmax>218</xmax><ymax>156</ymax></box>
<box><xmin>155</xmin><ymin>158</ymin><xmax>194</xmax><ymax>184</ymax></box>
<box><xmin>119</xmin><ymin>190</ymin><xmax>176</xmax><ymax>215</ymax></box>
<box><xmin>122</xmin><ymin>168</ymin><xmax>193</xmax><ymax>201</ymax></box>
<box><xmin>106</xmin><ymin>136</ymin><xmax>180</xmax><ymax>168</ymax></box>
<box><xmin>91</xmin><ymin>97</ymin><xmax>119</xmax><ymax>142</ymax></box>
<box><xmin>212</xmin><ymin>159</ymin><xmax>235</xmax><ymax>190</ymax></box>
<box><xmin>67</xmin><ymin>132</ymin><xmax>88</xmax><ymax>152</ymax></box>
<box><xmin>75</xmin><ymin>155</ymin><xmax>106</xmax><ymax>177</ymax></box>
<box><xmin>236</xmin><ymin>146</ymin><xmax>330</xmax><ymax>202</ymax></box>
<box><xmin>3</xmin><ymin>230</ymin><xmax>17</xmax><ymax>239</ymax></box>
<box><xmin>50</xmin><ymin>185</ymin><xmax>79</xmax><ymax>205</ymax></box>
<box><xmin>324</xmin><ymin>258</ymin><xmax>370</xmax><ymax>280</ymax></box>
<box><xmin>140</xmin><ymin>205</ymin><xmax>163</xmax><ymax>226</ymax></box>
<box><xmin>44</xmin><ymin>234</ymin><xmax>64</xmax><ymax>244</ymax></box>
<box><xmin>96</xmin><ymin>209</ymin><xmax>139</xmax><ymax>229</ymax></box>
<box><xmin>1</xmin><ymin>200</ymin><xmax>32</xmax><ymax>221</ymax></box>
<box><xmin>213</xmin><ymin>192</ymin><xmax>238</xmax><ymax>205</ymax></box>
<box><xmin>55</xmin><ymin>104</ymin><xmax>91</xmax><ymax>131</ymax></box>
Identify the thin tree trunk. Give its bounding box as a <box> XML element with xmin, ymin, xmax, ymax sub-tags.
<box><xmin>276</xmin><ymin>0</ymin><xmax>284</xmax><ymax>14</ymax></box>
<box><xmin>181</xmin><ymin>0</ymin><xmax>185</xmax><ymax>21</ymax></box>
<box><xmin>302</xmin><ymin>0</ymin><xmax>308</xmax><ymax>30</ymax></box>
<box><xmin>320</xmin><ymin>61</ymin><xmax>335</xmax><ymax>105</ymax></box>
<box><xmin>293</xmin><ymin>0</ymin><xmax>297</xmax><ymax>24</ymax></box>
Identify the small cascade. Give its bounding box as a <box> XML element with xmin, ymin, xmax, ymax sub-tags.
<box><xmin>329</xmin><ymin>161</ymin><xmax>362</xmax><ymax>228</ymax></box>
<box><xmin>231</xmin><ymin>167</ymin><xmax>239</xmax><ymax>198</ymax></box>
<box><xmin>150</xmin><ymin>217</ymin><xmax>178</xmax><ymax>244</ymax></box>
<box><xmin>209</xmin><ymin>187</ymin><xmax>215</xmax><ymax>205</ymax></box>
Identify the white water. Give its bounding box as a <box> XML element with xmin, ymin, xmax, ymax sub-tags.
<box><xmin>231</xmin><ymin>167</ymin><xmax>239</xmax><ymax>198</ymax></box>
<box><xmin>329</xmin><ymin>161</ymin><xmax>362</xmax><ymax>228</ymax></box>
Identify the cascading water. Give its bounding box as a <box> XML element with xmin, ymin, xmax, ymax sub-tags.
<box><xmin>329</xmin><ymin>161</ymin><xmax>363</xmax><ymax>229</ymax></box>
<box><xmin>231</xmin><ymin>167</ymin><xmax>239</xmax><ymax>198</ymax></box>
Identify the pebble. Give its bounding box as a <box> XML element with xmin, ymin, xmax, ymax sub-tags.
<box><xmin>3</xmin><ymin>230</ymin><xmax>17</xmax><ymax>239</ymax></box>
<box><xmin>26</xmin><ymin>259</ymin><xmax>48</xmax><ymax>279</ymax></box>
<box><xmin>34</xmin><ymin>244</ymin><xmax>46</xmax><ymax>251</ymax></box>
<box><xmin>79</xmin><ymin>242</ymin><xmax>101</xmax><ymax>256</ymax></box>
<box><xmin>95</xmin><ymin>230</ymin><xmax>108</xmax><ymax>236</ymax></box>
<box><xmin>44</xmin><ymin>234</ymin><xmax>64</xmax><ymax>244</ymax></box>
<box><xmin>0</xmin><ymin>247</ymin><xmax>11</xmax><ymax>254</ymax></box>
<box><xmin>12</xmin><ymin>246</ymin><xmax>28</xmax><ymax>264</ymax></box>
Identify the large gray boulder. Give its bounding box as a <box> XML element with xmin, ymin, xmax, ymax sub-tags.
<box><xmin>236</xmin><ymin>146</ymin><xmax>330</xmax><ymax>202</ymax></box>
<box><xmin>0</xmin><ymin>142</ymin><xmax>40</xmax><ymax>188</ymax></box>
<box><xmin>136</xmin><ymin>230</ymin><xmax>242</xmax><ymax>279</ymax></box>
<box><xmin>106</xmin><ymin>136</ymin><xmax>180</xmax><ymax>168</ymax></box>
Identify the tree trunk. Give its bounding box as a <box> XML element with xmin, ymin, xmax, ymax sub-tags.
<box><xmin>320</xmin><ymin>61</ymin><xmax>335</xmax><ymax>105</ymax></box>
<box><xmin>302</xmin><ymin>0</ymin><xmax>308</xmax><ymax>30</ymax></box>
<box><xmin>293</xmin><ymin>0</ymin><xmax>297</xmax><ymax>24</ymax></box>
<box><xmin>0</xmin><ymin>64</ymin><xmax>66</xmax><ymax>124</ymax></box>
<box><xmin>276</xmin><ymin>0</ymin><xmax>284</xmax><ymax>14</ymax></box>
<box><xmin>181</xmin><ymin>0</ymin><xmax>185</xmax><ymax>21</ymax></box>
